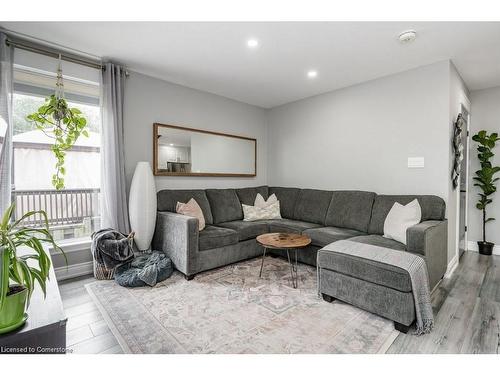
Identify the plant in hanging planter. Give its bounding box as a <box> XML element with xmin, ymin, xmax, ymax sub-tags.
<box><xmin>0</xmin><ymin>203</ymin><xmax>65</xmax><ymax>334</ymax></box>
<box><xmin>27</xmin><ymin>95</ymin><xmax>89</xmax><ymax>190</ymax></box>
<box><xmin>472</xmin><ymin>130</ymin><xmax>500</xmax><ymax>255</ymax></box>
<box><xmin>26</xmin><ymin>60</ymin><xmax>89</xmax><ymax>190</ymax></box>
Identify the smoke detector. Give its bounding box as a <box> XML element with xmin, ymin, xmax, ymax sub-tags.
<box><xmin>398</xmin><ymin>30</ymin><xmax>417</xmax><ymax>43</ymax></box>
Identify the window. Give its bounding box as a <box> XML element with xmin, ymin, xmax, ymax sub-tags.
<box><xmin>12</xmin><ymin>66</ymin><xmax>101</xmax><ymax>242</ymax></box>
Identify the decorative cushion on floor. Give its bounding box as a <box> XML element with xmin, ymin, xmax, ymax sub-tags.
<box><xmin>115</xmin><ymin>251</ymin><xmax>173</xmax><ymax>287</ymax></box>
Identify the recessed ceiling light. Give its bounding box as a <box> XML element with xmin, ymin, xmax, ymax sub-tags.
<box><xmin>307</xmin><ymin>70</ymin><xmax>318</xmax><ymax>78</ymax></box>
<box><xmin>247</xmin><ymin>39</ymin><xmax>259</xmax><ymax>48</ymax></box>
<box><xmin>398</xmin><ymin>30</ymin><xmax>417</xmax><ymax>43</ymax></box>
<box><xmin>169</xmin><ymin>143</ymin><xmax>174</xmax><ymax>146</ymax></box>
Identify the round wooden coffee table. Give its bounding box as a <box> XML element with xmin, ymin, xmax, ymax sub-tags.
<box><xmin>256</xmin><ymin>232</ymin><xmax>311</xmax><ymax>288</ymax></box>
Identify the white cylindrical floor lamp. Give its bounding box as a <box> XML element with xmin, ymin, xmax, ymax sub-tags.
<box><xmin>129</xmin><ymin>161</ymin><xmax>157</xmax><ymax>251</ymax></box>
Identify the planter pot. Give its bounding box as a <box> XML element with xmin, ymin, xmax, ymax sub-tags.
<box><xmin>0</xmin><ymin>285</ymin><xmax>28</xmax><ymax>334</ymax></box>
<box><xmin>129</xmin><ymin>162</ymin><xmax>157</xmax><ymax>251</ymax></box>
<box><xmin>477</xmin><ymin>241</ymin><xmax>494</xmax><ymax>256</ymax></box>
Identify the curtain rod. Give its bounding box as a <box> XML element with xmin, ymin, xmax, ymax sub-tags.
<box><xmin>5</xmin><ymin>37</ymin><xmax>104</xmax><ymax>71</ymax></box>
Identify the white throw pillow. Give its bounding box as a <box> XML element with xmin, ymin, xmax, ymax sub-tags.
<box><xmin>254</xmin><ymin>193</ymin><xmax>278</xmax><ymax>208</ymax></box>
<box><xmin>242</xmin><ymin>201</ymin><xmax>282</xmax><ymax>221</ymax></box>
<box><xmin>383</xmin><ymin>199</ymin><xmax>422</xmax><ymax>245</ymax></box>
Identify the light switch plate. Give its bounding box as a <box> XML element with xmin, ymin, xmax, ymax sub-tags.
<box><xmin>408</xmin><ymin>157</ymin><xmax>425</xmax><ymax>168</ymax></box>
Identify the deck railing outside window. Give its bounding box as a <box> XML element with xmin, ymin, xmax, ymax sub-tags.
<box><xmin>12</xmin><ymin>188</ymin><xmax>101</xmax><ymax>240</ymax></box>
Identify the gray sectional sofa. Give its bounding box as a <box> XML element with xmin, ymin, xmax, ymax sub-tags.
<box><xmin>152</xmin><ymin>185</ymin><xmax>448</xmax><ymax>292</ymax></box>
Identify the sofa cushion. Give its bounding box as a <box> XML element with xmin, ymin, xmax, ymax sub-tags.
<box><xmin>293</xmin><ymin>189</ymin><xmax>333</xmax><ymax>224</ymax></box>
<box><xmin>218</xmin><ymin>220</ymin><xmax>269</xmax><ymax>241</ymax></box>
<box><xmin>368</xmin><ymin>195</ymin><xmax>445</xmax><ymax>235</ymax></box>
<box><xmin>267</xmin><ymin>219</ymin><xmax>321</xmax><ymax>234</ymax></box>
<box><xmin>236</xmin><ymin>186</ymin><xmax>269</xmax><ymax>206</ymax></box>
<box><xmin>317</xmin><ymin>245</ymin><xmax>412</xmax><ymax>292</ymax></box>
<box><xmin>303</xmin><ymin>226</ymin><xmax>365</xmax><ymax>247</ymax></box>
<box><xmin>268</xmin><ymin>187</ymin><xmax>301</xmax><ymax>219</ymax></box>
<box><xmin>348</xmin><ymin>235</ymin><xmax>406</xmax><ymax>251</ymax></box>
<box><xmin>325</xmin><ymin>191</ymin><xmax>376</xmax><ymax>232</ymax></box>
<box><xmin>206</xmin><ymin>189</ymin><xmax>243</xmax><ymax>224</ymax></box>
<box><xmin>157</xmin><ymin>189</ymin><xmax>213</xmax><ymax>224</ymax></box>
<box><xmin>198</xmin><ymin>225</ymin><xmax>239</xmax><ymax>251</ymax></box>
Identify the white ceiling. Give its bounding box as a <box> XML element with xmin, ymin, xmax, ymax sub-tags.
<box><xmin>2</xmin><ymin>22</ymin><xmax>500</xmax><ymax>108</ymax></box>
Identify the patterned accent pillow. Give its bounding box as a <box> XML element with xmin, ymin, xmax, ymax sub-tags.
<box><xmin>254</xmin><ymin>193</ymin><xmax>278</xmax><ymax>208</ymax></box>
<box><xmin>242</xmin><ymin>201</ymin><xmax>282</xmax><ymax>221</ymax></box>
<box><xmin>176</xmin><ymin>198</ymin><xmax>206</xmax><ymax>231</ymax></box>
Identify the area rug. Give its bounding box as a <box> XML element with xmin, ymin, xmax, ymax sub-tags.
<box><xmin>85</xmin><ymin>256</ymin><xmax>399</xmax><ymax>353</ymax></box>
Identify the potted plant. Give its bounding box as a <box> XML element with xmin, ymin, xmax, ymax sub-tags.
<box><xmin>472</xmin><ymin>130</ymin><xmax>500</xmax><ymax>255</ymax></box>
<box><xmin>0</xmin><ymin>203</ymin><xmax>64</xmax><ymax>334</ymax></box>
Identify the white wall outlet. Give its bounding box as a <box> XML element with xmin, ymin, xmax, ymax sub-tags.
<box><xmin>408</xmin><ymin>157</ymin><xmax>425</xmax><ymax>168</ymax></box>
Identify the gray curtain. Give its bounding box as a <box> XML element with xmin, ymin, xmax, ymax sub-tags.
<box><xmin>0</xmin><ymin>33</ymin><xmax>14</xmax><ymax>215</ymax></box>
<box><xmin>100</xmin><ymin>62</ymin><xmax>130</xmax><ymax>233</ymax></box>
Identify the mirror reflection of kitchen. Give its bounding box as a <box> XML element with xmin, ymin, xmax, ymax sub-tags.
<box><xmin>157</xmin><ymin>127</ymin><xmax>192</xmax><ymax>173</ymax></box>
<box><xmin>155</xmin><ymin>124</ymin><xmax>256</xmax><ymax>175</ymax></box>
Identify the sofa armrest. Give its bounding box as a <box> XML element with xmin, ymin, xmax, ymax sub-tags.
<box><xmin>152</xmin><ymin>211</ymin><xmax>199</xmax><ymax>276</ymax></box>
<box><xmin>406</xmin><ymin>220</ymin><xmax>448</xmax><ymax>289</ymax></box>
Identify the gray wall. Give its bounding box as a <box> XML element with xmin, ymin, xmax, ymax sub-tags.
<box><xmin>267</xmin><ymin>61</ymin><xmax>450</xmax><ymax>195</ymax></box>
<box><xmin>267</xmin><ymin>61</ymin><xmax>458</xmax><ymax>264</ymax></box>
<box><xmin>469</xmin><ymin>86</ymin><xmax>500</xmax><ymax>246</ymax></box>
<box><xmin>123</xmin><ymin>71</ymin><xmax>268</xmax><ymax>191</ymax></box>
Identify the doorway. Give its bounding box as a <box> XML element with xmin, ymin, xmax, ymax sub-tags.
<box><xmin>458</xmin><ymin>106</ymin><xmax>470</xmax><ymax>257</ymax></box>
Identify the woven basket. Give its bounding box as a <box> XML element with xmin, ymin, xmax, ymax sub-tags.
<box><xmin>93</xmin><ymin>260</ymin><xmax>115</xmax><ymax>280</ymax></box>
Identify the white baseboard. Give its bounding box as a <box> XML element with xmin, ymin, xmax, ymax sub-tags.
<box><xmin>55</xmin><ymin>261</ymin><xmax>93</xmax><ymax>281</ymax></box>
<box><xmin>467</xmin><ymin>240</ymin><xmax>500</xmax><ymax>256</ymax></box>
<box><xmin>444</xmin><ymin>254</ymin><xmax>459</xmax><ymax>279</ymax></box>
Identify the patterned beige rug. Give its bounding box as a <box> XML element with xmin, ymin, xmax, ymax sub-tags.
<box><xmin>85</xmin><ymin>256</ymin><xmax>399</xmax><ymax>353</ymax></box>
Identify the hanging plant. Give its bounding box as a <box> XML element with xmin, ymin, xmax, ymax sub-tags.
<box><xmin>26</xmin><ymin>56</ymin><xmax>89</xmax><ymax>190</ymax></box>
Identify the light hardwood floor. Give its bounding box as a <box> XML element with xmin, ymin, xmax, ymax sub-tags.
<box><xmin>59</xmin><ymin>251</ymin><xmax>500</xmax><ymax>354</ymax></box>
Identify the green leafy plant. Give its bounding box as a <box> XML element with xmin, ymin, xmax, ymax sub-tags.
<box><xmin>27</xmin><ymin>94</ymin><xmax>89</xmax><ymax>190</ymax></box>
<box><xmin>0</xmin><ymin>203</ymin><xmax>65</xmax><ymax>309</ymax></box>
<box><xmin>472</xmin><ymin>130</ymin><xmax>500</xmax><ymax>244</ymax></box>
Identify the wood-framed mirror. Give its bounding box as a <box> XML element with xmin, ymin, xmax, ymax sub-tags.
<box><xmin>153</xmin><ymin>123</ymin><xmax>257</xmax><ymax>177</ymax></box>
